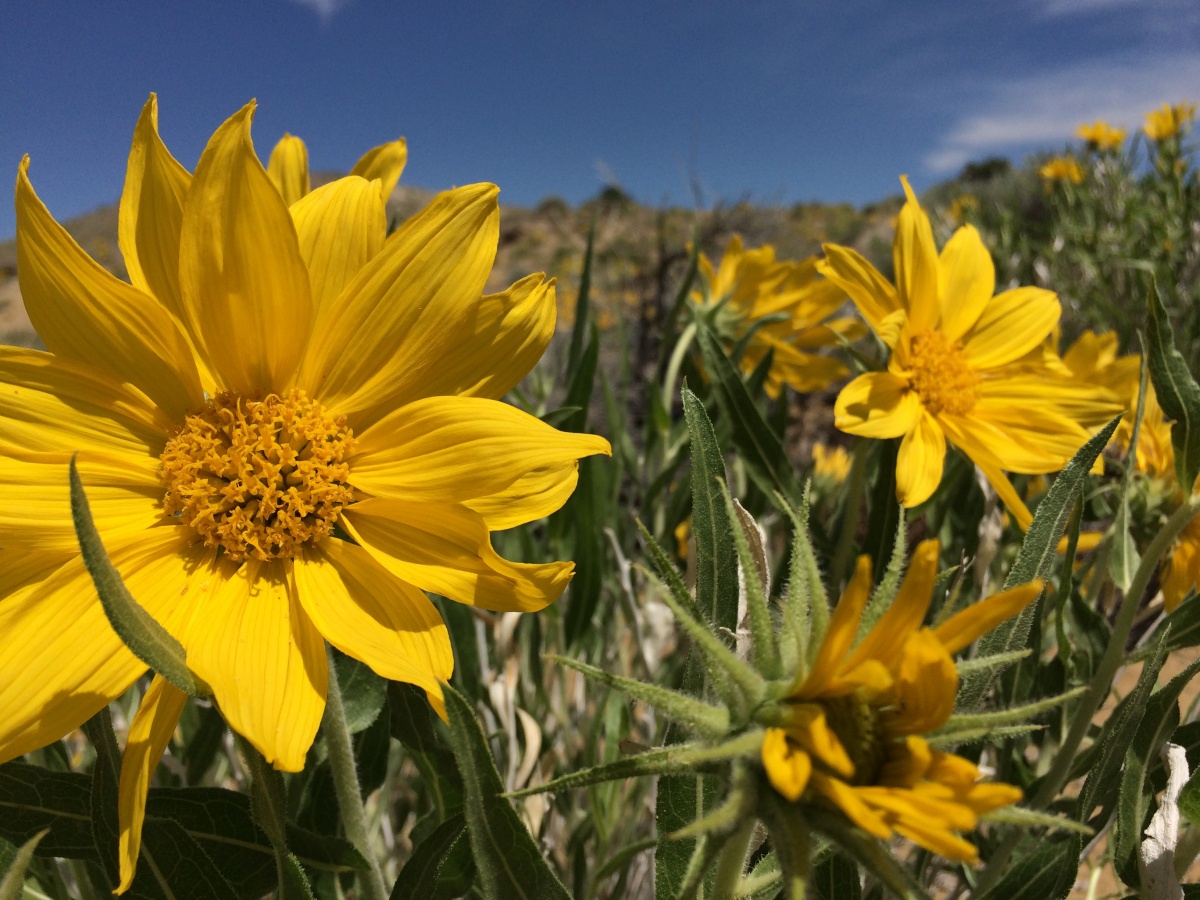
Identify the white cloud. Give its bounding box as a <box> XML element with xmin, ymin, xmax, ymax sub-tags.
<box><xmin>287</xmin><ymin>0</ymin><xmax>350</xmax><ymax>21</ymax></box>
<box><xmin>924</xmin><ymin>53</ymin><xmax>1200</xmax><ymax>174</ymax></box>
<box><xmin>1036</xmin><ymin>0</ymin><xmax>1152</xmax><ymax>15</ymax></box>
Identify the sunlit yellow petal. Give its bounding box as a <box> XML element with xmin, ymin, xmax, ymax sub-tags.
<box><xmin>463</xmin><ymin>460</ymin><xmax>582</xmax><ymax>531</ymax></box>
<box><xmin>351</xmin><ymin>138</ymin><xmax>408</xmax><ymax>203</ymax></box>
<box><xmin>810</xmin><ymin>772</ymin><xmax>891</xmax><ymax>839</ymax></box>
<box><xmin>184</xmin><ymin>558</ymin><xmax>327</xmax><ymax>771</ymax></box>
<box><xmin>17</xmin><ymin>157</ymin><xmax>204</xmax><ymax>420</ymax></box>
<box><xmin>893</xmin><ymin>177</ymin><xmax>939</xmax><ymax>331</ymax></box>
<box><xmin>295</xmin><ymin>538</ymin><xmax>452</xmax><ymax>718</ymax></box>
<box><xmin>289</xmin><ymin>175</ymin><xmax>385</xmax><ymax>315</ymax></box>
<box><xmin>761</xmin><ymin>728</ymin><xmax>812</xmax><ymax>802</ymax></box>
<box><xmin>936</xmin><ymin>224</ymin><xmax>993</xmax><ymax>341</ymax></box>
<box><xmin>349</xmin><ymin>395</ymin><xmax>610</xmax><ymax>505</ymax></box>
<box><xmin>934</xmin><ymin>580</ymin><xmax>1042</xmax><ymax>654</ymax></box>
<box><xmin>799</xmin><ymin>555</ymin><xmax>873</xmax><ymax>697</ymax></box>
<box><xmin>835</xmin><ymin>372</ymin><xmax>922</xmax><ymax>439</ymax></box>
<box><xmin>297</xmin><ymin>183</ymin><xmax>499</xmax><ymax>428</ymax></box>
<box><xmin>267</xmin><ymin>133</ymin><xmax>311</xmax><ymax>206</ymax></box>
<box><xmin>817</xmin><ymin>244</ymin><xmax>900</xmax><ymax>331</ymax></box>
<box><xmin>117</xmin><ymin>675</ymin><xmax>187</xmax><ymax>893</ymax></box>
<box><xmin>887</xmin><ymin>630</ymin><xmax>958</xmax><ymax>735</ymax></box>
<box><xmin>847</xmin><ymin>540</ymin><xmax>939</xmax><ymax>672</ymax></box>
<box><xmin>343</xmin><ymin>499</ymin><xmax>574</xmax><ymax>613</ymax></box>
<box><xmin>961</xmin><ymin>287</ymin><xmax>1060</xmax><ymax>370</ymax></box>
<box><xmin>119</xmin><ymin>94</ymin><xmax>192</xmax><ymax>322</ymax></box>
<box><xmin>179</xmin><ymin>101</ymin><xmax>314</xmax><ymax>395</ymax></box>
<box><xmin>786</xmin><ymin>706</ymin><xmax>855</xmax><ymax>778</ymax></box>
<box><xmin>895</xmin><ymin>412</ymin><xmax>946</xmax><ymax>507</ymax></box>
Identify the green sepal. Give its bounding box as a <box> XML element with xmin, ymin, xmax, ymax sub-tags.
<box><xmin>0</xmin><ymin>830</ymin><xmax>47</xmax><ymax>900</ymax></box>
<box><xmin>981</xmin><ymin>807</ymin><xmax>1092</xmax><ymax>835</ymax></box>
<box><xmin>857</xmin><ymin>514</ymin><xmax>906</xmax><ymax>643</ymax></box>
<box><xmin>935</xmin><ymin>687</ymin><xmax>1087</xmax><ymax>736</ymax></box>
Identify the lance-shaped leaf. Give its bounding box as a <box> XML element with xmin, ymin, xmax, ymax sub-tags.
<box><xmin>69</xmin><ymin>456</ymin><xmax>199</xmax><ymax>696</ymax></box>
<box><xmin>1148</xmin><ymin>281</ymin><xmax>1200</xmax><ymax>492</ymax></box>
<box><xmin>935</xmin><ymin>687</ymin><xmax>1087</xmax><ymax>736</ymax></box>
<box><xmin>974</xmin><ymin>832</ymin><xmax>1081</xmax><ymax>900</ymax></box>
<box><xmin>777</xmin><ymin>487</ymin><xmax>829</xmax><ymax>670</ymax></box>
<box><xmin>725</xmin><ymin>491</ymin><xmax>782</xmax><ymax>679</ymax></box>
<box><xmin>925</xmin><ymin>724</ymin><xmax>1044</xmax><ymax>748</ymax></box>
<box><xmin>1111</xmin><ymin>355</ymin><xmax>1149</xmax><ymax>592</ymax></box>
<box><xmin>545</xmin><ymin>654</ymin><xmax>730</xmax><ymax>737</ymax></box>
<box><xmin>443</xmin><ymin>684</ymin><xmax>569</xmax><ymax>900</ymax></box>
<box><xmin>981</xmin><ymin>807</ymin><xmax>1092</xmax><ymax>834</ymax></box>
<box><xmin>810</xmin><ymin>850</ymin><xmax>862</xmax><ymax>900</ymax></box>
<box><xmin>0</xmin><ymin>830</ymin><xmax>47</xmax><ymax>900</ymax></box>
<box><xmin>390</xmin><ymin>813</ymin><xmax>474</xmax><ymax>900</ymax></box>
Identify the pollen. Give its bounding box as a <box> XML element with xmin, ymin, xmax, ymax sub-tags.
<box><xmin>160</xmin><ymin>390</ymin><xmax>356</xmax><ymax>562</ymax></box>
<box><xmin>906</xmin><ymin>331</ymin><xmax>980</xmax><ymax>416</ymax></box>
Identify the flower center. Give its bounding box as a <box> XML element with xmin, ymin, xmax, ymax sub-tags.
<box><xmin>159</xmin><ymin>390</ymin><xmax>356</xmax><ymax>562</ymax></box>
<box><xmin>907</xmin><ymin>330</ymin><xmax>979</xmax><ymax>416</ymax></box>
<box><xmin>821</xmin><ymin>694</ymin><xmax>886</xmax><ymax>785</ymax></box>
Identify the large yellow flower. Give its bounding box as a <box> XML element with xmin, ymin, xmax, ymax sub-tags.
<box><xmin>0</xmin><ymin>96</ymin><xmax>609</xmax><ymax>888</ymax></box>
<box><xmin>1144</xmin><ymin>101</ymin><xmax>1197</xmax><ymax>142</ymax></box>
<box><xmin>821</xmin><ymin>178</ymin><xmax>1120</xmax><ymax>520</ymax></box>
<box><xmin>694</xmin><ymin>236</ymin><xmax>862</xmax><ymax>397</ymax></box>
<box><xmin>761</xmin><ymin>541</ymin><xmax>1038</xmax><ymax>861</ymax></box>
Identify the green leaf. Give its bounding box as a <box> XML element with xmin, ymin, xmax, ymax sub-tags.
<box><xmin>0</xmin><ymin>830</ymin><xmax>47</xmax><ymax>900</ymax></box>
<box><xmin>1178</xmin><ymin>766</ymin><xmax>1200</xmax><ymax>829</ymax></box>
<box><xmin>388</xmin><ymin>683</ymin><xmax>464</xmax><ymax>821</ymax></box>
<box><xmin>390</xmin><ymin>814</ymin><xmax>474</xmax><ymax>900</ymax></box>
<box><xmin>693</xmin><ymin>321</ymin><xmax>803</xmax><ymax>503</ymax></box>
<box><xmin>682</xmin><ymin>385</ymin><xmax>740</xmax><ymax>635</ymax></box>
<box><xmin>333</xmin><ymin>652</ymin><xmax>387</xmax><ymax>734</ymax></box>
<box><xmin>1110</xmin><ymin>354</ymin><xmax>1149</xmax><ymax>592</ymax></box>
<box><xmin>810</xmin><ymin>850</ymin><xmax>862</xmax><ymax>900</ymax></box>
<box><xmin>564</xmin><ymin>453</ymin><xmax>606</xmax><ymax>647</ymax></box>
<box><xmin>566</xmin><ymin>223</ymin><xmax>595</xmax><ymax>386</ymax></box>
<box><xmin>1147</xmin><ymin>280</ymin><xmax>1200</xmax><ymax>491</ymax></box>
<box><xmin>69</xmin><ymin>456</ymin><xmax>198</xmax><ymax>696</ymax></box>
<box><xmin>442</xmin><ymin>684</ymin><xmax>569</xmax><ymax>900</ymax></box>
<box><xmin>974</xmin><ymin>832</ymin><xmax>1081</xmax><ymax>900</ymax></box>
<box><xmin>241</xmin><ymin>739</ymin><xmax>315</xmax><ymax>900</ymax></box>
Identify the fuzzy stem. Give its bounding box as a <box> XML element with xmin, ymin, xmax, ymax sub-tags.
<box><xmin>710</xmin><ymin>820</ymin><xmax>756</xmax><ymax>900</ymax></box>
<box><xmin>323</xmin><ymin>647</ymin><xmax>389</xmax><ymax>900</ymax></box>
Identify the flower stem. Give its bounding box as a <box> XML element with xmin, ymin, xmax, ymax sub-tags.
<box><xmin>710</xmin><ymin>819</ymin><xmax>756</xmax><ymax>900</ymax></box>
<box><xmin>323</xmin><ymin>647</ymin><xmax>389</xmax><ymax>900</ymax></box>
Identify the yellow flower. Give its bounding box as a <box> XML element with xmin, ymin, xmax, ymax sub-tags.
<box><xmin>694</xmin><ymin>236</ymin><xmax>864</xmax><ymax>398</ymax></box>
<box><xmin>812</xmin><ymin>442</ymin><xmax>852</xmax><ymax>484</ymax></box>
<box><xmin>761</xmin><ymin>541</ymin><xmax>1038</xmax><ymax>861</ymax></box>
<box><xmin>1163</xmin><ymin>515</ymin><xmax>1200</xmax><ymax>612</ymax></box>
<box><xmin>1075</xmin><ymin>120</ymin><xmax>1126</xmax><ymax>150</ymax></box>
<box><xmin>821</xmin><ymin>178</ymin><xmax>1120</xmax><ymax>520</ymax></box>
<box><xmin>1144</xmin><ymin>101</ymin><xmax>1197</xmax><ymax>141</ymax></box>
<box><xmin>266</xmin><ymin>130</ymin><xmax>409</xmax><ymax>207</ymax></box>
<box><xmin>948</xmin><ymin>193</ymin><xmax>979</xmax><ymax>225</ymax></box>
<box><xmin>1038</xmin><ymin>156</ymin><xmax>1084</xmax><ymax>184</ymax></box>
<box><xmin>0</xmin><ymin>96</ymin><xmax>609</xmax><ymax>889</ymax></box>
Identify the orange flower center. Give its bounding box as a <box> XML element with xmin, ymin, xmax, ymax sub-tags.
<box><xmin>159</xmin><ymin>390</ymin><xmax>356</xmax><ymax>562</ymax></box>
<box><xmin>907</xmin><ymin>331</ymin><xmax>980</xmax><ymax>416</ymax></box>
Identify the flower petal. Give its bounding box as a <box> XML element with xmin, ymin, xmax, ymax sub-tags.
<box><xmin>835</xmin><ymin>372</ymin><xmax>922</xmax><ymax>439</ymax></box>
<box><xmin>17</xmin><ymin>158</ymin><xmax>204</xmax><ymax>420</ymax></box>
<box><xmin>295</xmin><ymin>538</ymin><xmax>452</xmax><ymax>718</ymax></box>
<box><xmin>961</xmin><ymin>287</ymin><xmax>1060</xmax><ymax>370</ymax></box>
<box><xmin>267</xmin><ymin>133</ymin><xmax>310</xmax><ymax>206</ymax></box>
<box><xmin>936</xmin><ymin>225</ymin><xmax>993</xmax><ymax>341</ymax></box>
<box><xmin>893</xmin><ymin>177</ymin><xmax>940</xmax><ymax>332</ymax></box>
<box><xmin>809</xmin><ymin>772</ymin><xmax>891</xmax><ymax>839</ymax></box>
<box><xmin>184</xmin><ymin>559</ymin><xmax>326</xmax><ymax>771</ymax></box>
<box><xmin>464</xmin><ymin>460</ymin><xmax>582</xmax><ymax>531</ymax></box>
<box><xmin>934</xmin><ymin>580</ymin><xmax>1042</xmax><ymax>654</ymax></box>
<box><xmin>119</xmin><ymin>94</ymin><xmax>192</xmax><ymax>323</ymax></box>
<box><xmin>847</xmin><ymin>539</ymin><xmax>939</xmax><ymax>672</ymax></box>
<box><xmin>798</xmin><ymin>555</ymin><xmax>873</xmax><ymax>697</ymax></box>
<box><xmin>351</xmin><ymin>139</ymin><xmax>408</xmax><ymax>203</ymax></box>
<box><xmin>297</xmin><ymin>184</ymin><xmax>499</xmax><ymax>429</ymax></box>
<box><xmin>343</xmin><ymin>499</ymin><xmax>573</xmax><ymax>613</ymax></box>
<box><xmin>761</xmin><ymin>728</ymin><xmax>811</xmax><ymax>802</ymax></box>
<box><xmin>349</xmin><ymin>395</ymin><xmax>610</xmax><ymax>505</ymax></box>
<box><xmin>895</xmin><ymin>412</ymin><xmax>946</xmax><ymax>508</ymax></box>
<box><xmin>787</xmin><ymin>706</ymin><xmax>854</xmax><ymax>779</ymax></box>
<box><xmin>887</xmin><ymin>629</ymin><xmax>958</xmax><ymax>735</ymax></box>
<box><xmin>179</xmin><ymin>102</ymin><xmax>314</xmax><ymax>396</ymax></box>
<box><xmin>817</xmin><ymin>244</ymin><xmax>900</xmax><ymax>332</ymax></box>
<box><xmin>289</xmin><ymin>176</ymin><xmax>385</xmax><ymax>316</ymax></box>
<box><xmin>117</xmin><ymin>675</ymin><xmax>187</xmax><ymax>893</ymax></box>
<box><xmin>0</xmin><ymin>527</ymin><xmax>209</xmax><ymax>764</ymax></box>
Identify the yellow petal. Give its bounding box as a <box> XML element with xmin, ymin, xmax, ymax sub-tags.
<box><xmin>343</xmin><ymin>499</ymin><xmax>574</xmax><ymax>613</ymax></box>
<box><xmin>799</xmin><ymin>555</ymin><xmax>873</xmax><ymax>697</ymax></box>
<box><xmin>835</xmin><ymin>372</ymin><xmax>922</xmax><ymax>439</ymax></box>
<box><xmin>0</xmin><ymin>348</ymin><xmax>170</xmax><ymax>472</ymax></box>
<box><xmin>295</xmin><ymin>538</ymin><xmax>452</xmax><ymax>719</ymax></box>
<box><xmin>878</xmin><ymin>735</ymin><xmax>933</xmax><ymax>789</ymax></box>
<box><xmin>934</xmin><ymin>580</ymin><xmax>1042</xmax><ymax>654</ymax></box>
<box><xmin>16</xmin><ymin>157</ymin><xmax>204</xmax><ymax>420</ymax></box>
<box><xmin>0</xmin><ymin>457</ymin><xmax>165</xmax><ymax>551</ymax></box>
<box><xmin>787</xmin><ymin>706</ymin><xmax>854</xmax><ymax>778</ymax></box>
<box><xmin>117</xmin><ymin>675</ymin><xmax>187</xmax><ymax>893</ymax></box>
<box><xmin>887</xmin><ymin>630</ymin><xmax>958</xmax><ymax>735</ymax></box>
<box><xmin>809</xmin><ymin>772</ymin><xmax>891</xmax><ymax>839</ymax></box>
<box><xmin>0</xmin><ymin>527</ymin><xmax>209</xmax><ymax>764</ymax></box>
<box><xmin>975</xmin><ymin>374</ymin><xmax>1121</xmax><ymax>455</ymax></box>
<box><xmin>896</xmin><ymin>412</ymin><xmax>946</xmax><ymax>508</ymax></box>
<box><xmin>1163</xmin><ymin>518</ymin><xmax>1200</xmax><ymax>613</ymax></box>
<box><xmin>891</xmin><ymin>816</ymin><xmax>980</xmax><ymax>863</ymax></box>
<box><xmin>464</xmin><ymin>460</ymin><xmax>581</xmax><ymax>531</ymax></box>
<box><xmin>817</xmin><ymin>244</ymin><xmax>900</xmax><ymax>332</ymax></box>
<box><xmin>290</xmin><ymin>176</ymin><xmax>385</xmax><ymax>316</ymax></box>
<box><xmin>267</xmin><ymin>133</ymin><xmax>311</xmax><ymax>206</ymax></box>
<box><xmin>761</xmin><ymin>728</ymin><xmax>811</xmax><ymax>802</ymax></box>
<box><xmin>847</xmin><ymin>540</ymin><xmax>939</xmax><ymax>672</ymax></box>
<box><xmin>893</xmin><ymin>177</ymin><xmax>940</xmax><ymax>332</ymax></box>
<box><xmin>398</xmin><ymin>273</ymin><xmax>558</xmax><ymax>403</ymax></box>
<box><xmin>961</xmin><ymin>287</ymin><xmax>1060</xmax><ymax>370</ymax></box>
<box><xmin>184</xmin><ymin>558</ymin><xmax>327</xmax><ymax>771</ymax></box>
<box><xmin>350</xmin><ymin>395</ymin><xmax>610</xmax><ymax>505</ymax></box>
<box><xmin>119</xmin><ymin>94</ymin><xmax>192</xmax><ymax>322</ymax></box>
<box><xmin>297</xmin><ymin>184</ymin><xmax>499</xmax><ymax>429</ymax></box>
<box><xmin>351</xmin><ymin>139</ymin><xmax>408</xmax><ymax>203</ymax></box>
<box><xmin>936</xmin><ymin>225</ymin><xmax>993</xmax><ymax>341</ymax></box>
<box><xmin>179</xmin><ymin>102</ymin><xmax>314</xmax><ymax>396</ymax></box>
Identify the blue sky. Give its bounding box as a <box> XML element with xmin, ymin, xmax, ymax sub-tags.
<box><xmin>2</xmin><ymin>0</ymin><xmax>1197</xmax><ymax>238</ymax></box>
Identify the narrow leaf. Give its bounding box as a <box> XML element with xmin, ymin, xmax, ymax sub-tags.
<box><xmin>1147</xmin><ymin>280</ymin><xmax>1200</xmax><ymax>491</ymax></box>
<box><xmin>0</xmin><ymin>830</ymin><xmax>47</xmax><ymax>900</ymax></box>
<box><xmin>390</xmin><ymin>814</ymin><xmax>474</xmax><ymax>900</ymax></box>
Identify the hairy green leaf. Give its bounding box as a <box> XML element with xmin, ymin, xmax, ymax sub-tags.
<box><xmin>1148</xmin><ymin>280</ymin><xmax>1200</xmax><ymax>491</ymax></box>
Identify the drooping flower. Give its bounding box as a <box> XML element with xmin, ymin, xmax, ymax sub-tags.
<box><xmin>693</xmin><ymin>236</ymin><xmax>863</xmax><ymax>398</ymax></box>
<box><xmin>1038</xmin><ymin>156</ymin><xmax>1084</xmax><ymax>184</ymax></box>
<box><xmin>761</xmin><ymin>541</ymin><xmax>1038</xmax><ymax>861</ymax></box>
<box><xmin>820</xmin><ymin>178</ymin><xmax>1120</xmax><ymax>520</ymax></box>
<box><xmin>0</xmin><ymin>96</ymin><xmax>609</xmax><ymax>889</ymax></box>
<box><xmin>1075</xmin><ymin>120</ymin><xmax>1127</xmax><ymax>151</ymax></box>
<box><xmin>1144</xmin><ymin>101</ymin><xmax>1197</xmax><ymax>142</ymax></box>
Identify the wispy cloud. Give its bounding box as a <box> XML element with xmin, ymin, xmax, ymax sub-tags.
<box><xmin>287</xmin><ymin>0</ymin><xmax>351</xmax><ymax>22</ymax></box>
<box><xmin>925</xmin><ymin>53</ymin><xmax>1200</xmax><ymax>174</ymax></box>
